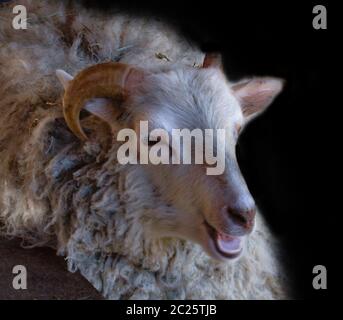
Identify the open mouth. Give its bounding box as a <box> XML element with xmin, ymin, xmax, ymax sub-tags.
<box><xmin>204</xmin><ymin>220</ymin><xmax>243</xmax><ymax>259</ymax></box>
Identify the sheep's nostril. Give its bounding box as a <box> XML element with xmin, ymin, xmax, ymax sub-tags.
<box><xmin>230</xmin><ymin>211</ymin><xmax>248</xmax><ymax>226</ymax></box>
<box><xmin>227</xmin><ymin>207</ymin><xmax>256</xmax><ymax>230</ymax></box>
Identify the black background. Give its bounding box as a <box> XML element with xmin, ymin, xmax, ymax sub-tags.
<box><xmin>79</xmin><ymin>0</ymin><xmax>334</xmax><ymax>300</ymax></box>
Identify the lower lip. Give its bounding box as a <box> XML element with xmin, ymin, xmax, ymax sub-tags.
<box><xmin>204</xmin><ymin>220</ymin><xmax>243</xmax><ymax>259</ymax></box>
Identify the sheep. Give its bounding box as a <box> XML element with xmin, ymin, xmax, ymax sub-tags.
<box><xmin>0</xmin><ymin>0</ymin><xmax>289</xmax><ymax>299</ymax></box>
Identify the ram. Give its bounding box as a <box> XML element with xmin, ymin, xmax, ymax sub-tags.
<box><xmin>0</xmin><ymin>0</ymin><xmax>288</xmax><ymax>299</ymax></box>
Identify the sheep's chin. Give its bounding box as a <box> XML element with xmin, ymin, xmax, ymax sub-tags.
<box><xmin>201</xmin><ymin>220</ymin><xmax>244</xmax><ymax>261</ymax></box>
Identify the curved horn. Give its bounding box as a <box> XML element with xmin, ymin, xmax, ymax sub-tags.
<box><xmin>62</xmin><ymin>62</ymin><xmax>135</xmax><ymax>141</ymax></box>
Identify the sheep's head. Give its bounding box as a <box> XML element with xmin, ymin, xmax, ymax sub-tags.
<box><xmin>56</xmin><ymin>55</ymin><xmax>283</xmax><ymax>261</ymax></box>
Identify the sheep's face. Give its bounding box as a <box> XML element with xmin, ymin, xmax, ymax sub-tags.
<box><xmin>57</xmin><ymin>56</ymin><xmax>284</xmax><ymax>261</ymax></box>
<box><xmin>121</xmin><ymin>59</ymin><xmax>284</xmax><ymax>261</ymax></box>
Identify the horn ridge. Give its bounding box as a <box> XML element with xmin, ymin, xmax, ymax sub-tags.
<box><xmin>62</xmin><ymin>62</ymin><xmax>132</xmax><ymax>141</ymax></box>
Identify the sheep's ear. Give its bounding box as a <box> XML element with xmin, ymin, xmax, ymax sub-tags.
<box><xmin>56</xmin><ymin>69</ymin><xmax>120</xmax><ymax>126</ymax></box>
<box><xmin>56</xmin><ymin>69</ymin><xmax>73</xmax><ymax>90</ymax></box>
<box><xmin>203</xmin><ymin>53</ymin><xmax>223</xmax><ymax>69</ymax></box>
<box><xmin>232</xmin><ymin>77</ymin><xmax>284</xmax><ymax>122</ymax></box>
<box><xmin>55</xmin><ymin>67</ymin><xmax>145</xmax><ymax>129</ymax></box>
<box><xmin>78</xmin><ymin>68</ymin><xmax>146</xmax><ymax>126</ymax></box>
<box><xmin>83</xmin><ymin>98</ymin><xmax>121</xmax><ymax>125</ymax></box>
